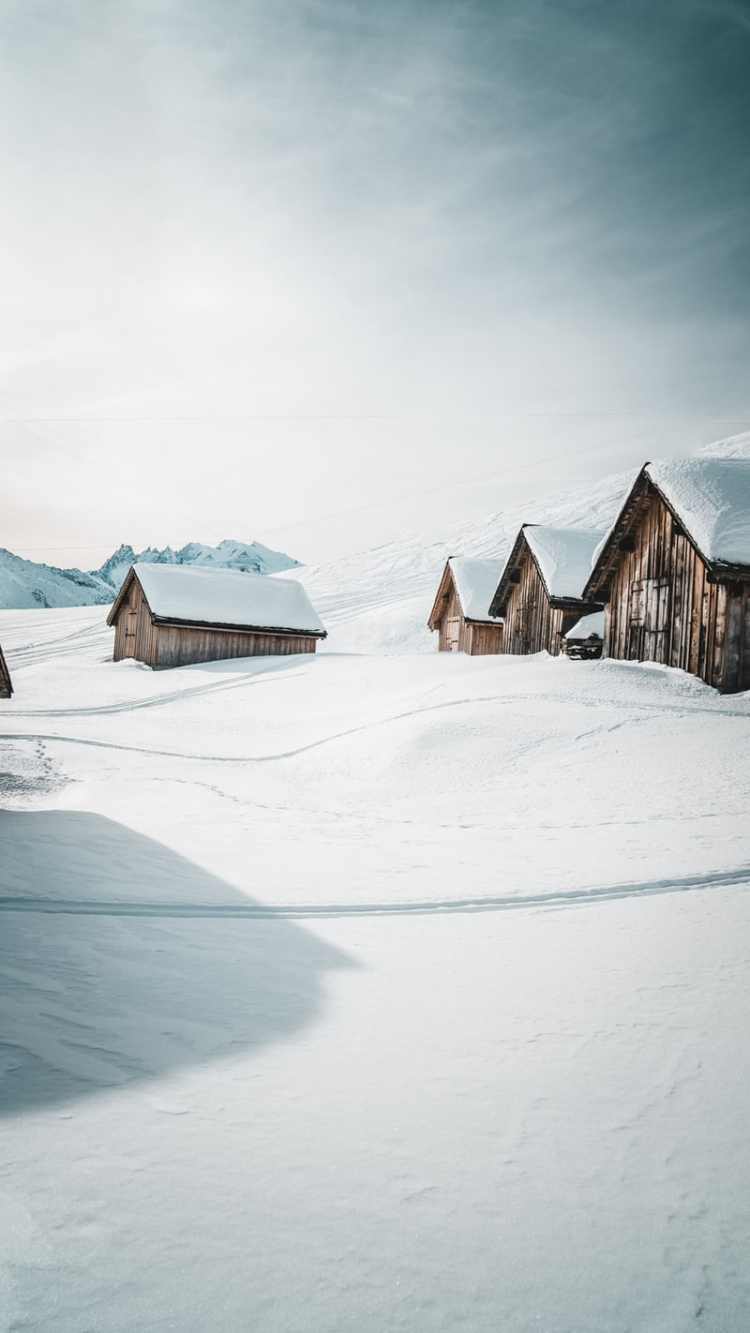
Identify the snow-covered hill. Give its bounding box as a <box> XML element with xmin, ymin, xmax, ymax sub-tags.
<box><xmin>2</xmin><ymin>607</ymin><xmax>750</xmax><ymax>1330</ymax></box>
<box><xmin>2</xmin><ymin>428</ymin><xmax>750</xmax><ymax>1330</ymax></box>
<box><xmin>3</xmin><ymin>428</ymin><xmax>748</xmax><ymax>631</ymax></box>
<box><xmin>295</xmin><ymin>430</ymin><xmax>750</xmax><ymax>654</ymax></box>
<box><xmin>0</xmin><ymin>539</ymin><xmax>300</xmax><ymax>611</ymax></box>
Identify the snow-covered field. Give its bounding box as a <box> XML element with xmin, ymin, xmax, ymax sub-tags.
<box><xmin>2</xmin><ymin>600</ymin><xmax>750</xmax><ymax>1330</ymax></box>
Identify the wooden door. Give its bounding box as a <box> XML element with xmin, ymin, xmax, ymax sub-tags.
<box><xmin>628</xmin><ymin>580</ymin><xmax>645</xmax><ymax>659</ymax></box>
<box><xmin>644</xmin><ymin>578</ymin><xmax>670</xmax><ymax>662</ymax></box>
<box><xmin>629</xmin><ymin>578</ymin><xmax>669</xmax><ymax>662</ymax></box>
<box><xmin>445</xmin><ymin>617</ymin><xmax>460</xmax><ymax>651</ymax></box>
<box><xmin>514</xmin><ymin>607</ymin><xmax>529</xmax><ymax>654</ymax></box>
<box><xmin>123</xmin><ymin>587</ymin><xmax>138</xmax><ymax>658</ymax></box>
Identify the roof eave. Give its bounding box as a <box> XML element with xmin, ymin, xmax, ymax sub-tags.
<box><xmin>707</xmin><ymin>562</ymin><xmax>750</xmax><ymax>584</ymax></box>
<box><xmin>582</xmin><ymin>467</ymin><xmax>650</xmax><ymax>601</ymax></box>
<box><xmin>106</xmin><ymin>565</ymin><xmax>137</xmax><ymax>625</ymax></box>
<box><xmin>427</xmin><ymin>560</ymin><xmax>454</xmax><ymax>630</ymax></box>
<box><xmin>488</xmin><ymin>528</ymin><xmax>529</xmax><ymax>617</ymax></box>
<box><xmin>151</xmin><ymin>614</ymin><xmax>327</xmax><ymax>638</ymax></box>
<box><xmin>583</xmin><ymin>464</ymin><xmax>750</xmax><ymax>598</ymax></box>
<box><xmin>0</xmin><ymin>645</ymin><xmax>13</xmax><ymax>696</ymax></box>
<box><xmin>548</xmin><ymin>595</ymin><xmax>604</xmax><ymax>611</ymax></box>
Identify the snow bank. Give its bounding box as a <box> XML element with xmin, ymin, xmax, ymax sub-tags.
<box><xmin>524</xmin><ymin>526</ymin><xmax>605</xmax><ymax>600</ymax></box>
<box><xmin>132</xmin><ymin>563</ymin><xmax>325</xmax><ymax>634</ymax></box>
<box><xmin>449</xmin><ymin>557</ymin><xmax>504</xmax><ymax>623</ymax></box>
<box><xmin>647</xmin><ymin>458</ymin><xmax>750</xmax><ymax>566</ymax></box>
<box><xmin>696</xmin><ymin>428</ymin><xmax>750</xmax><ymax>461</ymax></box>
<box><xmin>3</xmin><ymin>611</ymin><xmax>750</xmax><ymax>1330</ymax></box>
<box><xmin>565</xmin><ymin>610</ymin><xmax>605</xmax><ymax>641</ymax></box>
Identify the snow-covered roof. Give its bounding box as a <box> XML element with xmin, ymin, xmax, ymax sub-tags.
<box><xmin>564</xmin><ymin>610</ymin><xmax>604</xmax><ymax>641</ymax></box>
<box><xmin>127</xmin><ymin>563</ymin><xmax>325</xmax><ymax>635</ymax></box>
<box><xmin>646</xmin><ymin>459</ymin><xmax>750</xmax><ymax>567</ymax></box>
<box><xmin>449</xmin><ymin>557</ymin><xmax>504</xmax><ymax>623</ymax></box>
<box><xmin>524</xmin><ymin>526</ymin><xmax>606</xmax><ymax>600</ymax></box>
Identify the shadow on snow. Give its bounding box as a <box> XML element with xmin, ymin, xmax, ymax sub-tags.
<box><xmin>0</xmin><ymin>810</ymin><xmax>352</xmax><ymax>1117</ymax></box>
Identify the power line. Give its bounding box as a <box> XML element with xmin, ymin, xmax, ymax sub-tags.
<box><xmin>1</xmin><ymin>412</ymin><xmax>750</xmax><ymax>425</ymax></box>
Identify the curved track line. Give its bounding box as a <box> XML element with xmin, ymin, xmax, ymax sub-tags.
<box><xmin>1</xmin><ymin>684</ymin><xmax>748</xmax><ymax>765</ymax></box>
<box><xmin>1</xmin><ymin>866</ymin><xmax>748</xmax><ymax>919</ymax></box>
<box><xmin>5</xmin><ymin>659</ymin><xmax>311</xmax><ymax>719</ymax></box>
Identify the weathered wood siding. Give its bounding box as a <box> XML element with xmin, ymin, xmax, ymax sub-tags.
<box><xmin>112</xmin><ymin>574</ymin><xmax>146</xmax><ymax>661</ymax></box>
<box><xmin>152</xmin><ymin>622</ymin><xmax>318</xmax><ymax>669</ymax></box>
<box><xmin>434</xmin><ymin>579</ymin><xmax>503</xmax><ymax>654</ymax></box>
<box><xmin>602</xmin><ymin>483</ymin><xmax>750</xmax><ymax>692</ymax></box>
<box><xmin>723</xmin><ymin>582</ymin><xmax>750</xmax><ymax>693</ymax></box>
<box><xmin>465</xmin><ymin>621</ymin><xmax>504</xmax><ymax>655</ymax></box>
<box><xmin>436</xmin><ymin>583</ymin><xmax>466</xmax><ymax>652</ymax></box>
<box><xmin>112</xmin><ymin>576</ymin><xmax>318</xmax><ymax>669</ymax></box>
<box><xmin>501</xmin><ymin>547</ymin><xmax>579</xmax><ymax>656</ymax></box>
<box><xmin>0</xmin><ymin>643</ymin><xmax>12</xmax><ymax>698</ymax></box>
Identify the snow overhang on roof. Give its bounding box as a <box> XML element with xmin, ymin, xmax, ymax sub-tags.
<box><xmin>646</xmin><ymin>459</ymin><xmax>750</xmax><ymax>567</ymax></box>
<box><xmin>490</xmin><ymin>524</ymin><xmax>605</xmax><ymax>616</ymax></box>
<box><xmin>449</xmin><ymin>557</ymin><xmax>505</xmax><ymax>624</ymax></box>
<box><xmin>584</xmin><ymin>458</ymin><xmax>750</xmax><ymax>601</ymax></box>
<box><xmin>564</xmin><ymin>610</ymin><xmax>604</xmax><ymax>642</ymax></box>
<box><xmin>108</xmin><ymin>564</ymin><xmax>326</xmax><ymax>636</ymax></box>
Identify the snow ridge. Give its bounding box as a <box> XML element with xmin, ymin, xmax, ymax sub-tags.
<box><xmin>0</xmin><ymin>539</ymin><xmax>301</xmax><ymax>611</ymax></box>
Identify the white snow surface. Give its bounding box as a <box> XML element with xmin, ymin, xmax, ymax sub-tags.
<box><xmin>523</xmin><ymin>524</ymin><xmax>605</xmax><ymax>600</ymax></box>
<box><xmin>129</xmin><ymin>562</ymin><xmax>325</xmax><ymax>634</ymax></box>
<box><xmin>3</xmin><ymin>434</ymin><xmax>750</xmax><ymax>1332</ymax></box>
<box><xmin>647</xmin><ymin>457</ymin><xmax>750</xmax><ymax>566</ymax></box>
<box><xmin>448</xmin><ymin>556</ymin><xmax>504</xmax><ymax>623</ymax></box>
<box><xmin>2</xmin><ymin>599</ymin><xmax>750</xmax><ymax>1331</ymax></box>
<box><xmin>565</xmin><ymin>609</ymin><xmax>605</xmax><ymax>641</ymax></box>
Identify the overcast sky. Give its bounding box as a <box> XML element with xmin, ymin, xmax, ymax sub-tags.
<box><xmin>2</xmin><ymin>0</ymin><xmax>749</xmax><ymax>568</ymax></box>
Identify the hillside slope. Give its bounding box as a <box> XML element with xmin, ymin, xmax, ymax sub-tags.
<box><xmin>295</xmin><ymin>431</ymin><xmax>750</xmax><ymax>654</ymax></box>
<box><xmin>1</xmin><ymin>610</ymin><xmax>750</xmax><ymax>1331</ymax></box>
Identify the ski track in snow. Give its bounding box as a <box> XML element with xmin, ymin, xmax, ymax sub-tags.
<box><xmin>4</xmin><ymin>659</ymin><xmax>310</xmax><ymax>718</ymax></box>
<box><xmin>3</xmin><ymin>464</ymin><xmax>750</xmax><ymax>1333</ymax></box>
<box><xmin>2</xmin><ymin>862</ymin><xmax>749</xmax><ymax>919</ymax></box>
<box><xmin>1</xmin><ymin>685</ymin><xmax>748</xmax><ymax>764</ymax></box>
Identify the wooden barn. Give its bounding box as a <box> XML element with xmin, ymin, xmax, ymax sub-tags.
<box><xmin>0</xmin><ymin>641</ymin><xmax>12</xmax><ymax>697</ymax></box>
<box><xmin>428</xmin><ymin>557</ymin><xmax>504</xmax><ymax>654</ymax></box>
<box><xmin>563</xmin><ymin>610</ymin><xmax>604</xmax><ymax>660</ymax></box>
<box><xmin>489</xmin><ymin>525</ymin><xmax>604</xmax><ymax>656</ymax></box>
<box><xmin>583</xmin><ymin>458</ymin><xmax>750</xmax><ymax>693</ymax></box>
<box><xmin>108</xmin><ymin>563</ymin><xmax>326</xmax><ymax>670</ymax></box>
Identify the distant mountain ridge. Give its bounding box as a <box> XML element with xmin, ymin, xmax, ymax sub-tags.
<box><xmin>0</xmin><ymin>539</ymin><xmax>301</xmax><ymax>610</ymax></box>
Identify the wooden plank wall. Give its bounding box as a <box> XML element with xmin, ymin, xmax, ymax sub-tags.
<box><xmin>152</xmin><ymin>623</ymin><xmax>317</xmax><ymax>669</ymax></box>
<box><xmin>435</xmin><ymin>578</ymin><xmax>503</xmax><ymax>654</ymax></box>
<box><xmin>466</xmin><ymin>621</ymin><xmax>504</xmax><ymax>655</ymax></box>
<box><xmin>0</xmin><ymin>643</ymin><xmax>12</xmax><ymax>697</ymax></box>
<box><xmin>436</xmin><ymin>583</ymin><xmax>465</xmax><ymax>652</ymax></box>
<box><xmin>112</xmin><ymin>577</ymin><xmax>318</xmax><ymax>669</ymax></box>
<box><xmin>603</xmin><ymin>485</ymin><xmax>750</xmax><ymax>691</ymax></box>
<box><xmin>724</xmin><ymin>583</ymin><xmax>750</xmax><ymax>693</ymax></box>
<box><xmin>501</xmin><ymin>547</ymin><xmax>574</xmax><ymax>656</ymax></box>
<box><xmin>112</xmin><ymin>576</ymin><xmax>144</xmax><ymax>661</ymax></box>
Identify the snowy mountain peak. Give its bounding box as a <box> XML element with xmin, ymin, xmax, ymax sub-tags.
<box><xmin>99</xmin><ymin>539</ymin><xmax>300</xmax><ymax>582</ymax></box>
<box><xmin>0</xmin><ymin>539</ymin><xmax>302</xmax><ymax>611</ymax></box>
